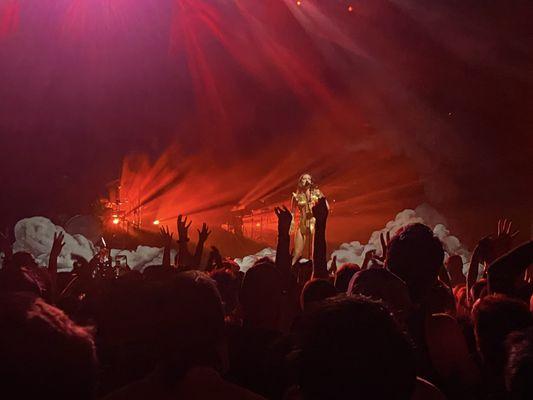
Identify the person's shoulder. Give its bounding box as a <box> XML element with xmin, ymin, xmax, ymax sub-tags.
<box><xmin>426</xmin><ymin>312</ymin><xmax>468</xmax><ymax>351</ymax></box>
<box><xmin>428</xmin><ymin>312</ymin><xmax>459</xmax><ymax>328</ymax></box>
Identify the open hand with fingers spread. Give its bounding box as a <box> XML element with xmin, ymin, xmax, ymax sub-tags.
<box><xmin>160</xmin><ymin>226</ymin><xmax>174</xmax><ymax>246</ymax></box>
<box><xmin>492</xmin><ymin>218</ymin><xmax>519</xmax><ymax>260</ymax></box>
<box><xmin>198</xmin><ymin>223</ymin><xmax>211</xmax><ymax>243</ymax></box>
<box><xmin>177</xmin><ymin>215</ymin><xmax>192</xmax><ymax>243</ymax></box>
<box><xmin>475</xmin><ymin>219</ymin><xmax>519</xmax><ymax>265</ymax></box>
<box><xmin>51</xmin><ymin>231</ymin><xmax>65</xmax><ymax>258</ymax></box>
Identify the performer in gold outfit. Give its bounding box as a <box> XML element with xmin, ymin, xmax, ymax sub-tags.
<box><xmin>290</xmin><ymin>173</ymin><xmax>326</xmax><ymax>265</ymax></box>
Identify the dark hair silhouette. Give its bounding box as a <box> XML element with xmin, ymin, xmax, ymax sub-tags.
<box><xmin>293</xmin><ymin>295</ymin><xmax>416</xmax><ymax>400</ymax></box>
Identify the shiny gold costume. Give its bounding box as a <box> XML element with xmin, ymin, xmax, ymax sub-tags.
<box><xmin>291</xmin><ymin>188</ymin><xmax>323</xmax><ymax>236</ymax></box>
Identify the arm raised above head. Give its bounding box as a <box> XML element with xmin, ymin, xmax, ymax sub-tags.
<box><xmin>312</xmin><ymin>197</ymin><xmax>329</xmax><ymax>279</ymax></box>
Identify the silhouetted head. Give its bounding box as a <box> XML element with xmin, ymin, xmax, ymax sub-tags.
<box><xmin>0</xmin><ymin>266</ymin><xmax>45</xmax><ymax>296</ymax></box>
<box><xmin>240</xmin><ymin>259</ymin><xmax>282</xmax><ymax>330</ymax></box>
<box><xmin>385</xmin><ymin>223</ymin><xmax>444</xmax><ymax>304</ymax></box>
<box><xmin>142</xmin><ymin>264</ymin><xmax>176</xmax><ymax>281</ymax></box>
<box><xmin>293</xmin><ymin>295</ymin><xmax>416</xmax><ymax>400</ymax></box>
<box><xmin>221</xmin><ymin>258</ymin><xmax>241</xmax><ymax>273</ymax></box>
<box><xmin>10</xmin><ymin>251</ymin><xmax>38</xmax><ymax>269</ymax></box>
<box><xmin>0</xmin><ymin>292</ymin><xmax>97</xmax><ymax>400</ymax></box>
<box><xmin>505</xmin><ymin>327</ymin><xmax>533</xmax><ymax>400</ymax></box>
<box><xmin>151</xmin><ymin>271</ymin><xmax>226</xmax><ymax>380</ymax></box>
<box><xmin>473</xmin><ymin>294</ymin><xmax>533</xmax><ymax>375</ymax></box>
<box><xmin>334</xmin><ymin>263</ymin><xmax>360</xmax><ymax>293</ymax></box>
<box><xmin>348</xmin><ymin>268</ymin><xmax>412</xmax><ymax>324</ymax></box>
<box><xmin>300</xmin><ymin>278</ymin><xmax>337</xmax><ymax>311</ymax></box>
<box><xmin>210</xmin><ymin>268</ymin><xmax>240</xmax><ymax>316</ymax></box>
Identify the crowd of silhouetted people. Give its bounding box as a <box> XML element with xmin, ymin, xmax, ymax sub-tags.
<box><xmin>1</xmin><ymin>199</ymin><xmax>532</xmax><ymax>400</ymax></box>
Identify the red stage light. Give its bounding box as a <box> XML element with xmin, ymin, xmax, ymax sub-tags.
<box><xmin>112</xmin><ymin>217</ymin><xmax>120</xmax><ymax>225</ymax></box>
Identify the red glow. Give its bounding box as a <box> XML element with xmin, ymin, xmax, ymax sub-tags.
<box><xmin>117</xmin><ymin>122</ymin><xmax>425</xmax><ymax>246</ymax></box>
<box><xmin>0</xmin><ymin>0</ymin><xmax>19</xmax><ymax>40</ymax></box>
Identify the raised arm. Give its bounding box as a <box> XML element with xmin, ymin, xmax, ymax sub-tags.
<box><xmin>467</xmin><ymin>219</ymin><xmax>518</xmax><ymax>304</ymax></box>
<box><xmin>438</xmin><ymin>264</ymin><xmax>453</xmax><ymax>289</ymax></box>
<box><xmin>289</xmin><ymin>194</ymin><xmax>296</xmax><ymax>236</ymax></box>
<box><xmin>274</xmin><ymin>205</ymin><xmax>292</xmax><ymax>272</ymax></box>
<box><xmin>487</xmin><ymin>240</ymin><xmax>533</xmax><ymax>297</ymax></box>
<box><xmin>48</xmin><ymin>231</ymin><xmax>65</xmax><ymax>303</ymax></box>
<box><xmin>159</xmin><ymin>225</ymin><xmax>173</xmax><ymax>268</ymax></box>
<box><xmin>176</xmin><ymin>215</ymin><xmax>192</xmax><ymax>269</ymax></box>
<box><xmin>466</xmin><ymin>238</ymin><xmax>489</xmax><ymax>306</ymax></box>
<box><xmin>312</xmin><ymin>197</ymin><xmax>329</xmax><ymax>279</ymax></box>
<box><xmin>193</xmin><ymin>223</ymin><xmax>211</xmax><ymax>267</ymax></box>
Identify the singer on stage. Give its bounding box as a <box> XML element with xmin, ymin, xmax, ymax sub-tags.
<box><xmin>290</xmin><ymin>173</ymin><xmax>326</xmax><ymax>265</ymax></box>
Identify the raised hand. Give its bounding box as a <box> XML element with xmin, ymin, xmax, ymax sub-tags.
<box><xmin>197</xmin><ymin>223</ymin><xmax>211</xmax><ymax>242</ymax></box>
<box><xmin>498</xmin><ymin>218</ymin><xmax>518</xmax><ymax>238</ymax></box>
<box><xmin>160</xmin><ymin>225</ymin><xmax>174</xmax><ymax>245</ymax></box>
<box><xmin>193</xmin><ymin>223</ymin><xmax>211</xmax><ymax>267</ymax></box>
<box><xmin>474</xmin><ymin>235</ymin><xmax>493</xmax><ymax>264</ymax></box>
<box><xmin>160</xmin><ymin>225</ymin><xmax>173</xmax><ymax>268</ymax></box>
<box><xmin>492</xmin><ymin>218</ymin><xmax>519</xmax><ymax>259</ymax></box>
<box><xmin>375</xmin><ymin>231</ymin><xmax>390</xmax><ymax>263</ymax></box>
<box><xmin>51</xmin><ymin>231</ymin><xmax>65</xmax><ymax>258</ymax></box>
<box><xmin>274</xmin><ymin>205</ymin><xmax>292</xmax><ymax>235</ymax></box>
<box><xmin>177</xmin><ymin>214</ymin><xmax>192</xmax><ymax>242</ymax></box>
<box><xmin>48</xmin><ymin>231</ymin><xmax>65</xmax><ymax>304</ymax></box>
